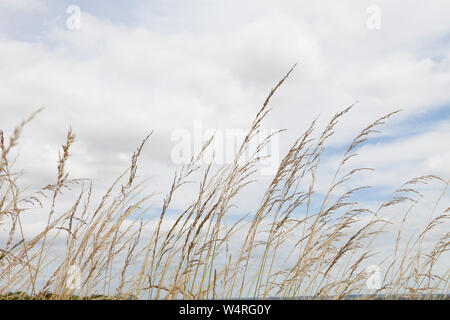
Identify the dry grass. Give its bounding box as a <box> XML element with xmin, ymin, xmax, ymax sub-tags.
<box><xmin>0</xmin><ymin>66</ymin><xmax>448</xmax><ymax>300</ymax></box>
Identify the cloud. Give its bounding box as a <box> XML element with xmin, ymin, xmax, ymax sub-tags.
<box><xmin>0</xmin><ymin>1</ymin><xmax>448</xmax><ymax>248</ymax></box>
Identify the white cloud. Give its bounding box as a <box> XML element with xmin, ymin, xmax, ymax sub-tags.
<box><xmin>0</xmin><ymin>3</ymin><xmax>449</xmax><ymax>287</ymax></box>
<box><xmin>0</xmin><ymin>2</ymin><xmax>447</xmax><ymax>205</ymax></box>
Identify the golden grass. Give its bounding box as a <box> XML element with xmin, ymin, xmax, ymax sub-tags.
<box><xmin>0</xmin><ymin>66</ymin><xmax>448</xmax><ymax>300</ymax></box>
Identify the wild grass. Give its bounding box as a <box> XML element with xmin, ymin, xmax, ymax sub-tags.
<box><xmin>0</xmin><ymin>66</ymin><xmax>448</xmax><ymax>300</ymax></box>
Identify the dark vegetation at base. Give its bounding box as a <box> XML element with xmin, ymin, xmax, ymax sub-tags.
<box><xmin>0</xmin><ymin>291</ymin><xmax>137</xmax><ymax>300</ymax></box>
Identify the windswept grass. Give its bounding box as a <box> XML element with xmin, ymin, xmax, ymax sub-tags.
<box><xmin>0</xmin><ymin>66</ymin><xmax>449</xmax><ymax>300</ymax></box>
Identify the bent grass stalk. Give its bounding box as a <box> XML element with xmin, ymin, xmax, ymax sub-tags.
<box><xmin>0</xmin><ymin>66</ymin><xmax>448</xmax><ymax>299</ymax></box>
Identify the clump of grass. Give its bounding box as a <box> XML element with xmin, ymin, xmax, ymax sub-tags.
<box><xmin>0</xmin><ymin>66</ymin><xmax>448</xmax><ymax>300</ymax></box>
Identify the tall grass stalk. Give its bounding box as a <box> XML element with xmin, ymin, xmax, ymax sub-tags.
<box><xmin>0</xmin><ymin>67</ymin><xmax>448</xmax><ymax>299</ymax></box>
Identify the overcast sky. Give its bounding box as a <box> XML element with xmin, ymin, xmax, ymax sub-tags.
<box><xmin>1</xmin><ymin>0</ymin><xmax>449</xmax><ymax>241</ymax></box>
<box><xmin>1</xmin><ymin>1</ymin><xmax>450</xmax><ymax>297</ymax></box>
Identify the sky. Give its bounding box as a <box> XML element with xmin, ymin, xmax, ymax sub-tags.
<box><xmin>0</xmin><ymin>0</ymin><xmax>449</xmax><ymax>293</ymax></box>
<box><xmin>1</xmin><ymin>0</ymin><xmax>449</xmax><ymax>204</ymax></box>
